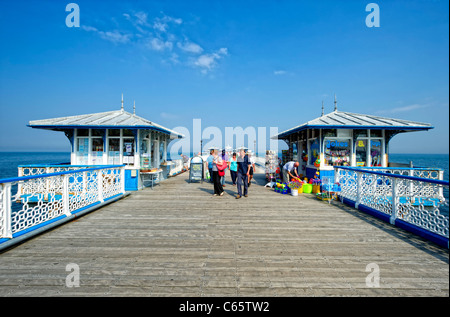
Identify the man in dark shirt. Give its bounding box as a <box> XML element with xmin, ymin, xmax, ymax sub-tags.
<box><xmin>236</xmin><ymin>148</ymin><xmax>251</xmax><ymax>199</ymax></box>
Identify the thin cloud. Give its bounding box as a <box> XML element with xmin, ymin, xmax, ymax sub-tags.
<box><xmin>81</xmin><ymin>25</ymin><xmax>132</xmax><ymax>44</ymax></box>
<box><xmin>82</xmin><ymin>11</ymin><xmax>227</xmax><ymax>73</ymax></box>
<box><xmin>177</xmin><ymin>40</ymin><xmax>203</xmax><ymax>54</ymax></box>
<box><xmin>134</xmin><ymin>11</ymin><xmax>149</xmax><ymax>26</ymax></box>
<box><xmin>124</xmin><ymin>11</ymin><xmax>151</xmax><ymax>34</ymax></box>
<box><xmin>160</xmin><ymin>112</ymin><xmax>179</xmax><ymax>120</ymax></box>
<box><xmin>376</xmin><ymin>104</ymin><xmax>429</xmax><ymax>114</ymax></box>
<box><xmin>147</xmin><ymin>38</ymin><xmax>173</xmax><ymax>51</ymax></box>
<box><xmin>192</xmin><ymin>48</ymin><xmax>228</xmax><ymax>74</ymax></box>
<box><xmin>274</xmin><ymin>70</ymin><xmax>287</xmax><ymax>75</ymax></box>
<box><xmin>153</xmin><ymin>14</ymin><xmax>183</xmax><ymax>33</ymax></box>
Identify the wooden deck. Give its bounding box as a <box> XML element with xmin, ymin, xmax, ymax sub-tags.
<box><xmin>0</xmin><ymin>167</ymin><xmax>448</xmax><ymax>297</ymax></box>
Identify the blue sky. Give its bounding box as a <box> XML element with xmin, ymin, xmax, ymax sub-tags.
<box><xmin>0</xmin><ymin>0</ymin><xmax>448</xmax><ymax>154</ymax></box>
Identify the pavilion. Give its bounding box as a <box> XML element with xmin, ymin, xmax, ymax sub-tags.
<box><xmin>271</xmin><ymin>99</ymin><xmax>433</xmax><ymax>180</ymax></box>
<box><xmin>27</xmin><ymin>96</ymin><xmax>184</xmax><ymax>190</ymax></box>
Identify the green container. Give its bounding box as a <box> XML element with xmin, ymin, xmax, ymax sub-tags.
<box><xmin>302</xmin><ymin>183</ymin><xmax>313</xmax><ymax>194</ymax></box>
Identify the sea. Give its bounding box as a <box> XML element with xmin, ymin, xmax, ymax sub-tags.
<box><xmin>0</xmin><ymin>152</ymin><xmax>448</xmax><ymax>213</ymax></box>
<box><xmin>0</xmin><ymin>152</ymin><xmax>448</xmax><ymax>181</ymax></box>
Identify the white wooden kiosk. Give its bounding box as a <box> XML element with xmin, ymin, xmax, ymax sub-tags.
<box><xmin>272</xmin><ymin>101</ymin><xmax>433</xmax><ymax>181</ymax></box>
<box><xmin>28</xmin><ymin>100</ymin><xmax>184</xmax><ymax>191</ymax></box>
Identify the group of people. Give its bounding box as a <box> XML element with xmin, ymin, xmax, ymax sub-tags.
<box><xmin>206</xmin><ymin>148</ymin><xmax>256</xmax><ymax>199</ymax></box>
<box><xmin>205</xmin><ymin>148</ymin><xmax>302</xmax><ymax>198</ymax></box>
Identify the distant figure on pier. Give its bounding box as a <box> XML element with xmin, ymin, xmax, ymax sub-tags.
<box><xmin>207</xmin><ymin>149</ymin><xmax>214</xmax><ymax>183</ymax></box>
<box><xmin>282</xmin><ymin>161</ymin><xmax>300</xmax><ymax>182</ymax></box>
<box><xmin>247</xmin><ymin>151</ymin><xmax>256</xmax><ymax>187</ymax></box>
<box><xmin>236</xmin><ymin>148</ymin><xmax>252</xmax><ymax>199</ymax></box>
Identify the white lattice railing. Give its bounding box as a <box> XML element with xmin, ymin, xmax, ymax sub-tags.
<box><xmin>0</xmin><ymin>165</ymin><xmax>125</xmax><ymax>241</ymax></box>
<box><xmin>335</xmin><ymin>166</ymin><xmax>449</xmax><ymax>247</ymax></box>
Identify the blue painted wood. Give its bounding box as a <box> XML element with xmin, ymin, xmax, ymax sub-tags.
<box><xmin>395</xmin><ymin>219</ymin><xmax>449</xmax><ymax>249</ymax></box>
<box><xmin>340</xmin><ymin>196</ymin><xmax>449</xmax><ymax>249</ymax></box>
<box><xmin>125</xmin><ymin>169</ymin><xmax>139</xmax><ymax>191</ymax></box>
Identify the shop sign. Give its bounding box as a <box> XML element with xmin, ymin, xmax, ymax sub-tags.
<box><xmin>326</xmin><ymin>140</ymin><xmax>349</xmax><ymax>149</ymax></box>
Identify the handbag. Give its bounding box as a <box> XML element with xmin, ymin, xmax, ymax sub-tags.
<box><xmin>217</xmin><ymin>160</ymin><xmax>228</xmax><ymax>171</ymax></box>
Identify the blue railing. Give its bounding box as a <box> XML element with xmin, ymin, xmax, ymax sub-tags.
<box><xmin>0</xmin><ymin>165</ymin><xmax>126</xmax><ymax>251</ymax></box>
<box><xmin>334</xmin><ymin>166</ymin><xmax>449</xmax><ymax>248</ymax></box>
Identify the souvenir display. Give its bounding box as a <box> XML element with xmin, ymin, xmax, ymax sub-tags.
<box><xmin>265</xmin><ymin>150</ymin><xmax>279</xmax><ymax>182</ymax></box>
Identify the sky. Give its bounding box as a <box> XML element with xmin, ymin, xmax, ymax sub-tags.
<box><xmin>0</xmin><ymin>0</ymin><xmax>448</xmax><ymax>154</ymax></box>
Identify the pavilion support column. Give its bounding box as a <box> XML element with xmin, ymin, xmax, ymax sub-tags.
<box><xmin>381</xmin><ymin>130</ymin><xmax>387</xmax><ymax>167</ymax></box>
<box><xmin>135</xmin><ymin>129</ymin><xmax>140</xmax><ymax>169</ymax></box>
<box><xmin>163</xmin><ymin>134</ymin><xmax>167</xmax><ymax>162</ymax></box>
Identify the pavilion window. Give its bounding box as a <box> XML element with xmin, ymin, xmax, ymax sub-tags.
<box><xmin>159</xmin><ymin>139</ymin><xmax>165</xmax><ymax>162</ymax></box>
<box><xmin>370</xmin><ymin>130</ymin><xmax>383</xmax><ymax>137</ymax></box>
<box><xmin>309</xmin><ymin>138</ymin><xmax>320</xmax><ymax>165</ymax></box>
<box><xmin>354</xmin><ymin>129</ymin><xmax>368</xmax><ymax>138</ymax></box>
<box><xmin>355</xmin><ymin>139</ymin><xmax>368</xmax><ymax>166</ymax></box>
<box><xmin>324</xmin><ymin>139</ymin><xmax>351</xmax><ymax>166</ymax></box>
<box><xmin>109</xmin><ymin>129</ymin><xmax>120</xmax><ymax>137</ymax></box>
<box><xmin>370</xmin><ymin>139</ymin><xmax>382</xmax><ymax>166</ymax></box>
<box><xmin>322</xmin><ymin>129</ymin><xmax>337</xmax><ymax>138</ymax></box>
<box><xmin>77</xmin><ymin>129</ymin><xmax>89</xmax><ymax>137</ymax></box>
<box><xmin>91</xmin><ymin>137</ymin><xmax>104</xmax><ymax>165</ymax></box>
<box><xmin>108</xmin><ymin>138</ymin><xmax>120</xmax><ymax>165</ymax></box>
<box><xmin>76</xmin><ymin>137</ymin><xmax>89</xmax><ymax>165</ymax></box>
<box><xmin>151</xmin><ymin>137</ymin><xmax>157</xmax><ymax>167</ymax></box>
<box><xmin>123</xmin><ymin>138</ymin><xmax>135</xmax><ymax>165</ymax></box>
<box><xmin>123</xmin><ymin>129</ymin><xmax>134</xmax><ymax>137</ymax></box>
<box><xmin>140</xmin><ymin>133</ymin><xmax>151</xmax><ymax>168</ymax></box>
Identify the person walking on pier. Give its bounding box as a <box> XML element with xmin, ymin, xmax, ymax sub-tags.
<box><xmin>212</xmin><ymin>150</ymin><xmax>225</xmax><ymax>196</ymax></box>
<box><xmin>236</xmin><ymin>148</ymin><xmax>251</xmax><ymax>199</ymax></box>
<box><xmin>247</xmin><ymin>151</ymin><xmax>256</xmax><ymax>187</ymax></box>
<box><xmin>220</xmin><ymin>149</ymin><xmax>229</xmax><ymax>187</ymax></box>
<box><xmin>207</xmin><ymin>149</ymin><xmax>214</xmax><ymax>183</ymax></box>
<box><xmin>229</xmin><ymin>152</ymin><xmax>238</xmax><ymax>185</ymax></box>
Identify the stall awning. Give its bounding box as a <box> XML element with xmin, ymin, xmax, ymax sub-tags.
<box><xmin>272</xmin><ymin>110</ymin><xmax>433</xmax><ymax>140</ymax></box>
<box><xmin>28</xmin><ymin>109</ymin><xmax>184</xmax><ymax>139</ymax></box>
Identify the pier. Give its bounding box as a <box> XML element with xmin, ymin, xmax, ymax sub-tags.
<box><xmin>0</xmin><ymin>168</ymin><xmax>448</xmax><ymax>297</ymax></box>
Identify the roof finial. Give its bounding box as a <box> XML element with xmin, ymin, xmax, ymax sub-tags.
<box><xmin>334</xmin><ymin>94</ymin><xmax>337</xmax><ymax>112</ymax></box>
<box><xmin>121</xmin><ymin>93</ymin><xmax>124</xmax><ymax>111</ymax></box>
<box><xmin>133</xmin><ymin>100</ymin><xmax>136</xmax><ymax>115</ymax></box>
<box><xmin>321</xmin><ymin>100</ymin><xmax>324</xmax><ymax>116</ymax></box>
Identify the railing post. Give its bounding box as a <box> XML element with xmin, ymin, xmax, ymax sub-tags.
<box><xmin>438</xmin><ymin>170</ymin><xmax>444</xmax><ymax>199</ymax></box>
<box><xmin>63</xmin><ymin>174</ymin><xmax>71</xmax><ymax>217</ymax></box>
<box><xmin>390</xmin><ymin>177</ymin><xmax>398</xmax><ymax>225</ymax></box>
<box><xmin>355</xmin><ymin>171</ymin><xmax>362</xmax><ymax>209</ymax></box>
<box><xmin>98</xmin><ymin>170</ymin><xmax>104</xmax><ymax>203</ymax></box>
<box><xmin>334</xmin><ymin>168</ymin><xmax>340</xmax><ymax>184</ymax></box>
<box><xmin>1</xmin><ymin>183</ymin><xmax>13</xmax><ymax>239</ymax></box>
<box><xmin>120</xmin><ymin>167</ymin><xmax>126</xmax><ymax>194</ymax></box>
<box><xmin>409</xmin><ymin>169</ymin><xmax>415</xmax><ymax>204</ymax></box>
<box><xmin>17</xmin><ymin>167</ymin><xmax>23</xmax><ymax>196</ymax></box>
<box><xmin>82</xmin><ymin>171</ymin><xmax>87</xmax><ymax>196</ymax></box>
<box><xmin>45</xmin><ymin>167</ymin><xmax>51</xmax><ymax>202</ymax></box>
